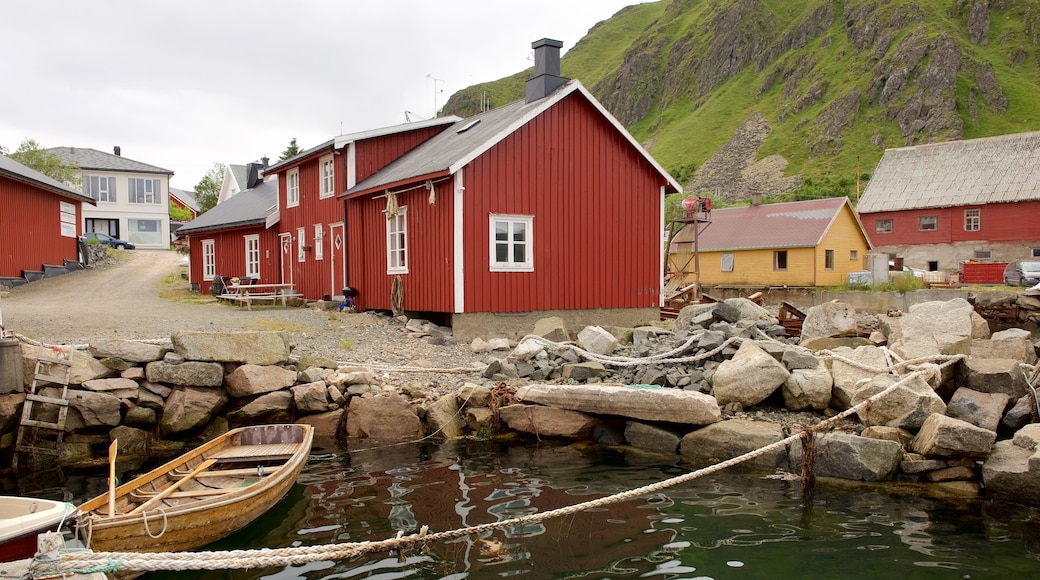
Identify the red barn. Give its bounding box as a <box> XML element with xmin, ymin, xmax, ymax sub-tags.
<box><xmin>343</xmin><ymin>39</ymin><xmax>681</xmax><ymax>339</ymax></box>
<box><xmin>0</xmin><ymin>155</ymin><xmax>94</xmax><ymax>287</ymax></box>
<box><xmin>177</xmin><ymin>179</ymin><xmax>280</xmax><ymax>294</ymax></box>
<box><xmin>263</xmin><ymin>117</ymin><xmax>459</xmax><ymax>301</ymax></box>
<box><xmin>858</xmin><ymin>132</ymin><xmax>1040</xmax><ymax>273</ymax></box>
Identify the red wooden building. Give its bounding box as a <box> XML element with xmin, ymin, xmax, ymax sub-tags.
<box><xmin>177</xmin><ymin>179</ymin><xmax>280</xmax><ymax>294</ymax></box>
<box><xmin>858</xmin><ymin>132</ymin><xmax>1040</xmax><ymax>272</ymax></box>
<box><xmin>262</xmin><ymin>117</ymin><xmax>459</xmax><ymax>301</ymax></box>
<box><xmin>342</xmin><ymin>39</ymin><xmax>681</xmax><ymax>338</ymax></box>
<box><xmin>0</xmin><ymin>154</ymin><xmax>94</xmax><ymax>287</ymax></box>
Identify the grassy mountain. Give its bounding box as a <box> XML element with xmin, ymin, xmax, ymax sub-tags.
<box><xmin>442</xmin><ymin>0</ymin><xmax>1040</xmax><ymax>204</ymax></box>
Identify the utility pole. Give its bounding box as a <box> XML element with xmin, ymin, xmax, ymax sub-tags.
<box><xmin>427</xmin><ymin>75</ymin><xmax>444</xmax><ymax>118</ymax></box>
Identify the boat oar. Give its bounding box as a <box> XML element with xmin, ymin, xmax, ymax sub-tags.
<box><xmin>127</xmin><ymin>459</ymin><xmax>217</xmax><ymax>516</ymax></box>
<box><xmin>108</xmin><ymin>439</ymin><xmax>117</xmax><ymax>518</ymax></box>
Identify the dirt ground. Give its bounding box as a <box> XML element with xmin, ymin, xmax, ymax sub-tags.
<box><xmin>0</xmin><ymin>250</ymin><xmax>485</xmax><ymax>375</ymax></box>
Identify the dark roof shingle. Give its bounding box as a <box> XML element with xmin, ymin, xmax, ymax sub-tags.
<box><xmin>45</xmin><ymin>147</ymin><xmax>173</xmax><ymax>175</ymax></box>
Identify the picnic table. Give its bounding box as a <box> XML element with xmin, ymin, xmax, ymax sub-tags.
<box><xmin>219</xmin><ymin>283</ymin><xmax>297</xmax><ymax>310</ymax></box>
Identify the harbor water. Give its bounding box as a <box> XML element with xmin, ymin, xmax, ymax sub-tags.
<box><xmin>9</xmin><ymin>439</ymin><xmax>1040</xmax><ymax>579</ymax></box>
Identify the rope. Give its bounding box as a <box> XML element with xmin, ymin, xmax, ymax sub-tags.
<box><xmin>33</xmin><ymin>354</ymin><xmax>964</xmax><ymax>576</ymax></box>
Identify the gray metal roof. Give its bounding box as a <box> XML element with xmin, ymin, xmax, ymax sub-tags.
<box><xmin>169</xmin><ymin>187</ymin><xmax>199</xmax><ymax>211</ymax></box>
<box><xmin>858</xmin><ymin>131</ymin><xmax>1040</xmax><ymax>213</ymax></box>
<box><xmin>345</xmin><ymin>79</ymin><xmax>682</xmax><ymax>197</ymax></box>
<box><xmin>229</xmin><ymin>164</ymin><xmax>248</xmax><ymax>190</ymax></box>
<box><xmin>45</xmin><ymin>147</ymin><xmax>173</xmax><ymax>175</ymax></box>
<box><xmin>176</xmin><ymin>178</ymin><xmax>277</xmax><ymax>234</ymax></box>
<box><xmin>0</xmin><ymin>154</ymin><xmax>94</xmax><ymax>203</ymax></box>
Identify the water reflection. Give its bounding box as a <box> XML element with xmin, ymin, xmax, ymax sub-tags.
<box><xmin>7</xmin><ymin>439</ymin><xmax>1040</xmax><ymax>579</ymax></box>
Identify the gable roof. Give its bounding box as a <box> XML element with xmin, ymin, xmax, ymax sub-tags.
<box><xmin>858</xmin><ymin>131</ymin><xmax>1040</xmax><ymax>214</ymax></box>
<box><xmin>45</xmin><ymin>147</ymin><xmax>173</xmax><ymax>175</ymax></box>
<box><xmin>671</xmin><ymin>197</ymin><xmax>864</xmax><ymax>252</ymax></box>
<box><xmin>343</xmin><ymin>79</ymin><xmax>682</xmax><ymax>198</ymax></box>
<box><xmin>176</xmin><ymin>178</ymin><xmax>277</xmax><ymax>235</ymax></box>
<box><xmin>170</xmin><ymin>187</ymin><xmax>198</xmax><ymax>211</ymax></box>
<box><xmin>0</xmin><ymin>154</ymin><xmax>94</xmax><ymax>203</ymax></box>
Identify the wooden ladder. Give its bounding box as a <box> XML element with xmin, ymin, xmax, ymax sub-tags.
<box><xmin>14</xmin><ymin>345</ymin><xmax>73</xmax><ymax>468</ymax></box>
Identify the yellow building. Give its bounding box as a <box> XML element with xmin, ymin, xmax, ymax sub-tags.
<box><xmin>668</xmin><ymin>197</ymin><xmax>872</xmax><ymax>287</ymax></box>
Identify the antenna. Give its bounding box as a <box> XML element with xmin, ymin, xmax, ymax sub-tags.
<box><xmin>427</xmin><ymin>74</ymin><xmax>444</xmax><ymax>117</ymax></box>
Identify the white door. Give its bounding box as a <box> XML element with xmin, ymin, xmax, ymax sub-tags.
<box><xmin>329</xmin><ymin>222</ymin><xmax>345</xmax><ymax>299</ymax></box>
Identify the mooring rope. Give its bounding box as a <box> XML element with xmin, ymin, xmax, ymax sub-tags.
<box><xmin>32</xmin><ymin>353</ymin><xmax>964</xmax><ymax>576</ymax></box>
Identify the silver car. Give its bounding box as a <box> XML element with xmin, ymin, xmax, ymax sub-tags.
<box><xmin>1004</xmin><ymin>260</ymin><xmax>1040</xmax><ymax>287</ymax></box>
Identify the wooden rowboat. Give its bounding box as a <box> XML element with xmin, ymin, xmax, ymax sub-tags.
<box><xmin>77</xmin><ymin>423</ymin><xmax>313</xmax><ymax>553</ymax></box>
<box><xmin>0</xmin><ymin>496</ymin><xmax>79</xmax><ymax>562</ymax></box>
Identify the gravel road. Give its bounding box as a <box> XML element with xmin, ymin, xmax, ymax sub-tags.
<box><xmin>0</xmin><ymin>250</ymin><xmax>486</xmax><ymax>383</ymax></box>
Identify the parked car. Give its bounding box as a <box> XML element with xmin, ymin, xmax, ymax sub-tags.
<box><xmin>1004</xmin><ymin>260</ymin><xmax>1040</xmax><ymax>286</ymax></box>
<box><xmin>83</xmin><ymin>232</ymin><xmax>135</xmax><ymax>250</ymax></box>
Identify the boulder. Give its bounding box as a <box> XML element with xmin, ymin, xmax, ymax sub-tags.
<box><xmin>789</xmin><ymin>432</ymin><xmax>903</xmax><ymax>482</ymax></box>
<box><xmin>297</xmin><ymin>409</ymin><xmax>345</xmax><ymax>450</ymax></box>
<box><xmin>828</xmin><ymin>345</ymin><xmax>889</xmax><ymax>409</ymax></box>
<box><xmin>515</xmin><ymin>384</ymin><xmax>720</xmax><ymax>426</ymax></box>
<box><xmin>532</xmin><ymin>317</ymin><xmax>570</xmax><ymax>342</ymax></box>
<box><xmin>722</xmin><ymin>298</ymin><xmax>779</xmax><ymax>325</ymax></box>
<box><xmin>60</xmin><ymin>388</ymin><xmax>121</xmax><ymax>428</ymax></box>
<box><xmin>425</xmin><ymin>392</ymin><xmax>466</xmax><ymax>439</ymax></box>
<box><xmin>910</xmin><ymin>414</ymin><xmax>996</xmax><ymax>459</ymax></box>
<box><xmin>22</xmin><ymin>344</ymin><xmax>113</xmax><ymax>386</ymax></box>
<box><xmin>160</xmin><ymin>385</ymin><xmax>229</xmax><ymax>435</ymax></box>
<box><xmin>172</xmin><ymin>331</ymin><xmax>291</xmax><ymax>365</ymax></box>
<box><xmin>959</xmin><ymin>357</ymin><xmax>1030</xmax><ymax>399</ymax></box>
<box><xmin>346</xmin><ymin>393</ymin><xmax>423</xmax><ymax>442</ymax></box>
<box><xmin>982</xmin><ymin>440</ymin><xmax>1040</xmax><ymax>507</ymax></box>
<box><xmin>781</xmin><ymin>349</ymin><xmax>821</xmax><ymax>370</ymax></box>
<box><xmin>229</xmin><ymin>391</ymin><xmax>293</xmax><ymax>421</ymax></box>
<box><xmin>145</xmin><ymin>360</ymin><xmax>224</xmax><ymax>387</ymax></box>
<box><xmin>782</xmin><ymin>366</ymin><xmax>833</xmax><ymax>411</ymax></box>
<box><xmin>971</xmin><ymin>336</ymin><xmax>1037</xmax><ymax>365</ymax></box>
<box><xmin>800</xmin><ymin>301</ymin><xmax>858</xmax><ymax>340</ymax></box>
<box><xmin>624</xmin><ymin>421</ymin><xmax>682</xmax><ymax>454</ymax></box>
<box><xmin>291</xmin><ymin>381</ymin><xmax>329</xmax><ymax>414</ymax></box>
<box><xmin>861</xmin><ymin>425</ymin><xmax>914</xmax><ymax>448</ymax></box>
<box><xmin>889</xmin><ymin>298</ymin><xmax>974</xmax><ymax>363</ymax></box>
<box><xmin>577</xmin><ymin>326</ymin><xmax>619</xmax><ymax>355</ymax></box>
<box><xmin>0</xmin><ymin>393</ymin><xmax>26</xmax><ymax>434</ymax></box>
<box><xmin>123</xmin><ymin>404</ymin><xmax>157</xmax><ymax>428</ymax></box>
<box><xmin>464</xmin><ymin>407</ymin><xmax>495</xmax><ymax>433</ymax></box>
<box><xmin>297</xmin><ymin>353</ymin><xmax>338</xmax><ymax>370</ymax></box>
<box><xmin>225</xmin><ymin>364</ymin><xmax>297</xmax><ymax>398</ymax></box>
<box><xmin>946</xmin><ymin>388</ymin><xmax>1011</xmax><ymax>432</ymax></box>
<box><xmin>1002</xmin><ymin>395</ymin><xmax>1037</xmax><ymax>431</ymax></box>
<box><xmin>498</xmin><ymin>404</ymin><xmax>599</xmax><ymax>439</ymax></box>
<box><xmin>456</xmin><ymin>383</ymin><xmax>492</xmax><ymax>407</ymax></box>
<box><xmin>712</xmin><ymin>341</ymin><xmax>790</xmax><ymax>407</ymax></box>
<box><xmin>81</xmin><ymin>377</ymin><xmax>139</xmax><ymax>394</ymax></box>
<box><xmin>328</xmin><ymin>369</ymin><xmax>380</xmax><ymax>388</ymax></box>
<box><xmin>1014</xmin><ymin>424</ymin><xmax>1040</xmax><ymax>451</ymax></box>
<box><xmin>88</xmin><ymin>339</ymin><xmax>167</xmax><ymax>363</ymax></box>
<box><xmin>110</xmin><ymin>425</ymin><xmax>153</xmax><ymax>456</ymax></box>
<box><xmin>561</xmin><ymin>362</ymin><xmax>611</xmax><ymax>382</ymax></box>
<box><xmin>679</xmin><ymin>419</ymin><xmax>786</xmax><ymax>470</ymax></box>
<box><xmin>851</xmin><ymin>373</ymin><xmax>946</xmax><ymax>429</ymax></box>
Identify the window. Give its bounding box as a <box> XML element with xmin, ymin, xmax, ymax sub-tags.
<box><xmin>490</xmin><ymin>214</ymin><xmax>533</xmax><ymax>271</ymax></box>
<box><xmin>202</xmin><ymin>240</ymin><xmax>215</xmax><ymax>281</ymax></box>
<box><xmin>297</xmin><ymin>227</ymin><xmax>305</xmax><ymax>262</ymax></box>
<box><xmin>825</xmin><ymin>249</ymin><xmax>834</xmax><ymax>270</ymax></box>
<box><xmin>128</xmin><ymin>178</ymin><xmax>161</xmax><ymax>204</ymax></box>
<box><xmin>1033</xmin><ymin>248</ymin><xmax>1040</xmax><ymax>258</ymax></box>
<box><xmin>964</xmin><ymin>209</ymin><xmax>980</xmax><ymax>232</ymax></box>
<box><xmin>386</xmin><ymin>207</ymin><xmax>408</xmax><ymax>274</ymax></box>
<box><xmin>774</xmin><ymin>250</ymin><xmax>788</xmax><ymax>271</ymax></box>
<box><xmin>314</xmin><ymin>224</ymin><xmax>324</xmax><ymax>261</ymax></box>
<box><xmin>245</xmin><ymin>235</ymin><xmax>260</xmax><ymax>278</ymax></box>
<box><xmin>319</xmin><ymin>156</ymin><xmax>334</xmax><ymax>198</ymax></box>
<box><xmin>850</xmin><ymin>250</ymin><xmax>859</xmax><ymax>261</ymax></box>
<box><xmin>927</xmin><ymin>261</ymin><xmax>939</xmax><ymax>272</ymax></box>
<box><xmin>287</xmin><ymin>169</ymin><xmax>299</xmax><ymax>207</ymax></box>
<box><xmin>918</xmin><ymin>216</ymin><xmax>937</xmax><ymax>231</ymax></box>
<box><xmin>721</xmin><ymin>253</ymin><xmax>734</xmax><ymax>272</ymax></box>
<box><xmin>128</xmin><ymin>219</ymin><xmax>162</xmax><ymax>246</ymax></box>
<box><xmin>875</xmin><ymin>219</ymin><xmax>892</xmax><ymax>233</ymax></box>
<box><xmin>84</xmin><ymin>175</ymin><xmax>116</xmax><ymax>202</ymax></box>
<box><xmin>974</xmin><ymin>249</ymin><xmax>992</xmax><ymax>260</ymax></box>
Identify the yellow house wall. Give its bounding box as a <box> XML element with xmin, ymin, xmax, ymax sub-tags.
<box><xmin>669</xmin><ymin>205</ymin><xmax>870</xmax><ymax>287</ymax></box>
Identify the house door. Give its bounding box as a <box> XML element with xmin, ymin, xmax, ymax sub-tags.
<box><xmin>329</xmin><ymin>222</ymin><xmax>345</xmax><ymax>300</ymax></box>
<box><xmin>279</xmin><ymin>233</ymin><xmax>293</xmax><ymax>286</ymax></box>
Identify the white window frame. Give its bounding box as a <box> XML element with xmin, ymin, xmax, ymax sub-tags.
<box><xmin>774</xmin><ymin>250</ymin><xmax>788</xmax><ymax>271</ymax></box>
<box><xmin>918</xmin><ymin>215</ymin><xmax>938</xmax><ymax>231</ymax></box>
<box><xmin>964</xmin><ymin>209</ymin><xmax>980</xmax><ymax>232</ymax></box>
<box><xmin>314</xmin><ymin>224</ymin><xmax>324</xmax><ymax>261</ymax></box>
<box><xmin>84</xmin><ymin>175</ymin><xmax>116</xmax><ymax>203</ymax></box>
<box><xmin>202</xmin><ymin>240</ymin><xmax>215</xmax><ymax>281</ymax></box>
<box><xmin>875</xmin><ymin>219</ymin><xmax>893</xmax><ymax>233</ymax></box>
<box><xmin>319</xmin><ymin>155</ymin><xmax>334</xmax><ymax>199</ymax></box>
<box><xmin>297</xmin><ymin>227</ymin><xmax>305</xmax><ymax>262</ymax></box>
<box><xmin>128</xmin><ymin>178</ymin><xmax>161</xmax><ymax>204</ymax></box>
<box><xmin>244</xmin><ymin>234</ymin><xmax>260</xmax><ymax>278</ymax></box>
<box><xmin>287</xmin><ymin>168</ymin><xmax>300</xmax><ymax>207</ymax></box>
<box><xmin>721</xmin><ymin>253</ymin><xmax>734</xmax><ymax>272</ymax></box>
<box><xmin>489</xmin><ymin>214</ymin><xmax>534</xmax><ymax>272</ymax></box>
<box><xmin>386</xmin><ymin>207</ymin><xmax>408</xmax><ymax>274</ymax></box>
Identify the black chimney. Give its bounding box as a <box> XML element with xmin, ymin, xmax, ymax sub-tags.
<box><xmin>261</xmin><ymin>155</ymin><xmax>269</xmax><ymax>168</ymax></box>
<box><xmin>113</xmin><ymin>146</ymin><xmax>121</xmax><ymax>156</ymax></box>
<box><xmin>525</xmin><ymin>38</ymin><xmax>567</xmax><ymax>103</ymax></box>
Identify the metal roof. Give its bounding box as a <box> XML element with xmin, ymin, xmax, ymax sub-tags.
<box><xmin>175</xmin><ymin>178</ymin><xmax>278</xmax><ymax>235</ymax></box>
<box><xmin>345</xmin><ymin>79</ymin><xmax>682</xmax><ymax>197</ymax></box>
<box><xmin>169</xmin><ymin>187</ymin><xmax>198</xmax><ymax>211</ymax></box>
<box><xmin>857</xmin><ymin>131</ymin><xmax>1040</xmax><ymax>214</ymax></box>
<box><xmin>671</xmin><ymin>197</ymin><xmax>855</xmax><ymax>251</ymax></box>
<box><xmin>45</xmin><ymin>147</ymin><xmax>173</xmax><ymax>175</ymax></box>
<box><xmin>0</xmin><ymin>154</ymin><xmax>94</xmax><ymax>203</ymax></box>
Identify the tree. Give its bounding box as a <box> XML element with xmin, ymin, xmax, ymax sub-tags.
<box><xmin>279</xmin><ymin>137</ymin><xmax>302</xmax><ymax>161</ymax></box>
<box><xmin>169</xmin><ymin>201</ymin><xmax>194</xmax><ymax>222</ymax></box>
<box><xmin>6</xmin><ymin>138</ymin><xmax>81</xmax><ymax>187</ymax></box>
<box><xmin>194</xmin><ymin>162</ymin><xmax>225</xmax><ymax>214</ymax></box>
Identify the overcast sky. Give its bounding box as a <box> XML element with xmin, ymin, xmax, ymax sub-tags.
<box><xmin>1</xmin><ymin>0</ymin><xmax>650</xmax><ymax>191</ymax></box>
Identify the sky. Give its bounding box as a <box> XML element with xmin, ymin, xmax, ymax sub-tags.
<box><xmin>1</xmin><ymin>0</ymin><xmax>651</xmax><ymax>191</ymax></box>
